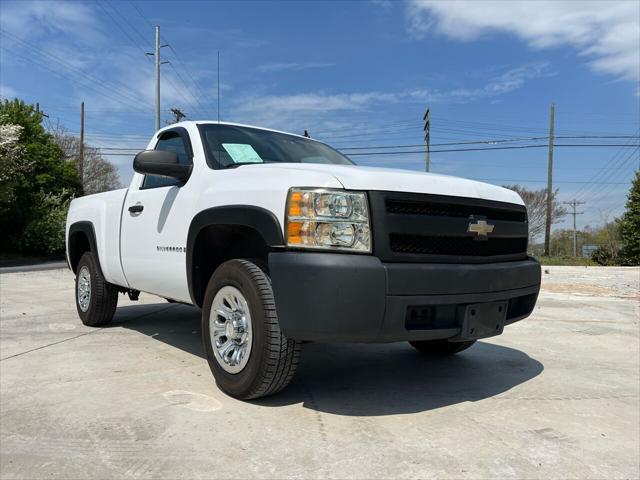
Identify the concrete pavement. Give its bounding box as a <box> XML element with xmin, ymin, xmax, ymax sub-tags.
<box><xmin>0</xmin><ymin>261</ymin><xmax>67</xmax><ymax>274</ymax></box>
<box><xmin>0</xmin><ymin>266</ymin><xmax>638</xmax><ymax>479</ymax></box>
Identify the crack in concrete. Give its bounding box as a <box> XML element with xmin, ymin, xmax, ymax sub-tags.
<box><xmin>0</xmin><ymin>304</ymin><xmax>177</xmax><ymax>362</ymax></box>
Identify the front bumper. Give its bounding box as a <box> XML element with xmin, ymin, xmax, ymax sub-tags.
<box><xmin>269</xmin><ymin>252</ymin><xmax>541</xmax><ymax>342</ymax></box>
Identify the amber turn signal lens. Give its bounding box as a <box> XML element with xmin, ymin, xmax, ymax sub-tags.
<box><xmin>288</xmin><ymin>191</ymin><xmax>302</xmax><ymax>217</ymax></box>
<box><xmin>287</xmin><ymin>221</ymin><xmax>303</xmax><ymax>245</ymax></box>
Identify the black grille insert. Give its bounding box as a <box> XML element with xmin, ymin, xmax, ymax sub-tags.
<box><xmin>390</xmin><ymin>234</ymin><xmax>528</xmax><ymax>257</ymax></box>
<box><xmin>386</xmin><ymin>199</ymin><xmax>526</xmax><ymax>222</ymax></box>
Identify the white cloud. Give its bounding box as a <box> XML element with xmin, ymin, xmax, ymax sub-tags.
<box><xmin>415</xmin><ymin>62</ymin><xmax>553</xmax><ymax>102</ymax></box>
<box><xmin>0</xmin><ymin>83</ymin><xmax>18</xmax><ymax>100</ymax></box>
<box><xmin>238</xmin><ymin>63</ymin><xmax>548</xmax><ymax>111</ymax></box>
<box><xmin>231</xmin><ymin>63</ymin><xmax>550</xmax><ymax>129</ymax></box>
<box><xmin>0</xmin><ymin>0</ymin><xmax>99</xmax><ymax>41</ymax></box>
<box><xmin>256</xmin><ymin>62</ymin><xmax>335</xmax><ymax>73</ymax></box>
<box><xmin>406</xmin><ymin>0</ymin><xmax>640</xmax><ymax>81</ymax></box>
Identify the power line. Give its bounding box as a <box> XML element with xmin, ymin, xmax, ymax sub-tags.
<box><xmin>1</xmin><ymin>30</ymin><xmax>149</xmax><ymax>109</ymax></box>
<box><xmin>126</xmin><ymin>0</ymin><xmax>213</xmax><ymax>118</ymax></box>
<box><xmin>97</xmin><ymin>2</ymin><xmax>209</xmax><ymax>121</ymax></box>
<box><xmin>319</xmin><ymin>122</ymin><xmax>638</xmax><ymax>144</ymax></box>
<box><xmin>0</xmin><ymin>46</ymin><xmax>151</xmax><ymax>116</ymax></box>
<box><xmin>572</xmin><ymin>132</ymin><xmax>640</xmax><ymax>201</ymax></box>
<box><xmin>128</xmin><ymin>0</ymin><xmax>154</xmax><ymax>28</ymax></box>
<box><xmin>575</xmin><ymin>148</ymin><xmax>639</xmax><ymax>204</ymax></box>
<box><xmin>104</xmin><ymin>0</ymin><xmax>150</xmax><ymax>46</ymax></box>
<box><xmin>165</xmin><ymin>62</ymin><xmax>210</xmax><ymax>117</ymax></box>
<box><xmin>91</xmin><ymin>143</ymin><xmax>640</xmax><ymax>155</ymax></box>
<box><xmin>95</xmin><ymin>0</ymin><xmax>149</xmax><ymax>56</ymax></box>
<box><xmin>436</xmin><ymin>116</ymin><xmax>638</xmax><ymax>137</ymax></box>
<box><xmin>312</xmin><ymin>119</ymin><xmax>420</xmax><ymax>136</ymax></box>
<box><xmin>319</xmin><ymin>129</ymin><xmax>420</xmax><ymax>142</ymax></box>
<box><xmin>344</xmin><ymin>144</ymin><xmax>640</xmax><ymax>156</ymax></box>
<box><xmin>339</xmin><ymin>135</ymin><xmax>639</xmax><ymax>151</ymax></box>
<box><xmin>97</xmin><ymin>1</ymin><xmax>209</xmax><ymax>121</ymax></box>
<box><xmin>310</xmin><ymin>114</ymin><xmax>638</xmax><ymax>139</ymax></box>
<box><xmin>0</xmin><ymin>30</ymin><xmax>152</xmax><ymax>111</ymax></box>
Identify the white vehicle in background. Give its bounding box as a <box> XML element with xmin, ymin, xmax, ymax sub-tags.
<box><xmin>66</xmin><ymin>121</ymin><xmax>541</xmax><ymax>399</ymax></box>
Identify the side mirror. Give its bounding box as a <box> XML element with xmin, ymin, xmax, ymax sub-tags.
<box><xmin>133</xmin><ymin>150</ymin><xmax>192</xmax><ymax>184</ymax></box>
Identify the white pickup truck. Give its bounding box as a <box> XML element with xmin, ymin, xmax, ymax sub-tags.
<box><xmin>66</xmin><ymin>121</ymin><xmax>541</xmax><ymax>399</ymax></box>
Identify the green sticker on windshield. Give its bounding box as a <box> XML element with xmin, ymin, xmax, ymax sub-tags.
<box><xmin>222</xmin><ymin>143</ymin><xmax>263</xmax><ymax>164</ymax></box>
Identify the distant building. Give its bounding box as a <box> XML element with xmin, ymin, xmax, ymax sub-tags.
<box><xmin>582</xmin><ymin>244</ymin><xmax>599</xmax><ymax>258</ymax></box>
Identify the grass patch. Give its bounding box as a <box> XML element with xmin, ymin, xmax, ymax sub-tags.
<box><xmin>535</xmin><ymin>256</ymin><xmax>598</xmax><ymax>266</ymax></box>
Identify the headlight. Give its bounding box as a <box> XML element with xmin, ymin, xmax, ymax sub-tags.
<box><xmin>285</xmin><ymin>188</ymin><xmax>371</xmax><ymax>252</ymax></box>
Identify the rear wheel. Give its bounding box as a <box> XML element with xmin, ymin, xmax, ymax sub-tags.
<box><xmin>409</xmin><ymin>339</ymin><xmax>476</xmax><ymax>356</ymax></box>
<box><xmin>202</xmin><ymin>259</ymin><xmax>301</xmax><ymax>399</ymax></box>
<box><xmin>75</xmin><ymin>252</ymin><xmax>118</xmax><ymax>327</ymax></box>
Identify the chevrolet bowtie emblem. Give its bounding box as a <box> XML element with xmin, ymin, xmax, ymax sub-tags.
<box><xmin>467</xmin><ymin>219</ymin><xmax>495</xmax><ymax>237</ymax></box>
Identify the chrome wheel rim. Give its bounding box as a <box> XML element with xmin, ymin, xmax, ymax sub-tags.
<box><xmin>209</xmin><ymin>286</ymin><xmax>252</xmax><ymax>374</ymax></box>
<box><xmin>77</xmin><ymin>266</ymin><xmax>91</xmax><ymax>312</ymax></box>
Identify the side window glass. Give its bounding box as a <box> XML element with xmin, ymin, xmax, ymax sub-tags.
<box><xmin>142</xmin><ymin>131</ymin><xmax>191</xmax><ymax>189</ymax></box>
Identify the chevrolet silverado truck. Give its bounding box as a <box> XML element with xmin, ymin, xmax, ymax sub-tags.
<box><xmin>65</xmin><ymin>121</ymin><xmax>541</xmax><ymax>399</ymax></box>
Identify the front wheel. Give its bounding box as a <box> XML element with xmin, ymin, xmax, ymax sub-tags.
<box><xmin>202</xmin><ymin>259</ymin><xmax>301</xmax><ymax>400</ymax></box>
<box><xmin>409</xmin><ymin>339</ymin><xmax>476</xmax><ymax>356</ymax></box>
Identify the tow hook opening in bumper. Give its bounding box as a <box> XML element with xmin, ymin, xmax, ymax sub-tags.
<box><xmin>405</xmin><ymin>292</ymin><xmax>538</xmax><ymax>334</ymax></box>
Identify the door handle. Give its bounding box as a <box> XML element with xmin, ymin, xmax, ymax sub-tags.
<box><xmin>128</xmin><ymin>204</ymin><xmax>144</xmax><ymax>214</ymax></box>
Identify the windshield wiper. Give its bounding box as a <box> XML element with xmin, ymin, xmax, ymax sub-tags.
<box><xmin>221</xmin><ymin>160</ymin><xmax>278</xmax><ymax>169</ymax></box>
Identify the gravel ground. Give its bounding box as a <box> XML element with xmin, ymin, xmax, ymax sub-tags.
<box><xmin>0</xmin><ymin>266</ymin><xmax>638</xmax><ymax>479</ymax></box>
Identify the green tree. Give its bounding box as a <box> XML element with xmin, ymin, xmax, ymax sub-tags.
<box><xmin>618</xmin><ymin>170</ymin><xmax>640</xmax><ymax>265</ymax></box>
<box><xmin>0</xmin><ymin>99</ymin><xmax>80</xmax><ymax>254</ymax></box>
<box><xmin>22</xmin><ymin>189</ymin><xmax>74</xmax><ymax>255</ymax></box>
<box><xmin>503</xmin><ymin>184</ymin><xmax>567</xmax><ymax>245</ymax></box>
<box><xmin>49</xmin><ymin>123</ymin><xmax>121</xmax><ymax>195</ymax></box>
<box><xmin>0</xmin><ymin>122</ymin><xmax>32</xmax><ymax>217</ymax></box>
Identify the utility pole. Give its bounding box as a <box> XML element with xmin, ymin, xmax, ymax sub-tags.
<box><xmin>544</xmin><ymin>102</ymin><xmax>555</xmax><ymax>256</ymax></box>
<box><xmin>423</xmin><ymin>107</ymin><xmax>430</xmax><ymax>172</ymax></box>
<box><xmin>169</xmin><ymin>108</ymin><xmax>186</xmax><ymax>124</ymax></box>
<box><xmin>79</xmin><ymin>101</ymin><xmax>85</xmax><ymax>189</ymax></box>
<box><xmin>154</xmin><ymin>26</ymin><xmax>160</xmax><ymax>131</ymax></box>
<box><xmin>147</xmin><ymin>26</ymin><xmax>168</xmax><ymax>131</ymax></box>
<box><xmin>563</xmin><ymin>199</ymin><xmax>585</xmax><ymax>257</ymax></box>
<box><xmin>34</xmin><ymin>102</ymin><xmax>48</xmax><ymax>119</ymax></box>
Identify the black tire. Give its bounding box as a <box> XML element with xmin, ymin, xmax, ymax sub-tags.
<box><xmin>409</xmin><ymin>339</ymin><xmax>476</xmax><ymax>356</ymax></box>
<box><xmin>75</xmin><ymin>252</ymin><xmax>118</xmax><ymax>327</ymax></box>
<box><xmin>202</xmin><ymin>259</ymin><xmax>301</xmax><ymax>400</ymax></box>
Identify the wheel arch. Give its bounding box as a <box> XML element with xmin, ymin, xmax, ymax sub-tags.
<box><xmin>186</xmin><ymin>205</ymin><xmax>285</xmax><ymax>307</ymax></box>
<box><xmin>68</xmin><ymin>221</ymin><xmax>98</xmax><ymax>274</ymax></box>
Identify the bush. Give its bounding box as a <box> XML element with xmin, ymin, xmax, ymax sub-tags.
<box><xmin>21</xmin><ymin>190</ymin><xmax>73</xmax><ymax>255</ymax></box>
<box><xmin>591</xmin><ymin>246</ymin><xmax>622</xmax><ymax>266</ymax></box>
<box><xmin>0</xmin><ymin>99</ymin><xmax>80</xmax><ymax>255</ymax></box>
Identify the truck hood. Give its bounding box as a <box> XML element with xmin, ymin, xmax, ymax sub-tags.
<box><xmin>248</xmin><ymin>163</ymin><xmax>523</xmax><ymax>205</ymax></box>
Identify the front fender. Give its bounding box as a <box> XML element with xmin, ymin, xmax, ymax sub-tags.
<box><xmin>186</xmin><ymin>205</ymin><xmax>285</xmax><ymax>306</ymax></box>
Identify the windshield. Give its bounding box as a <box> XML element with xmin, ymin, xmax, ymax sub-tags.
<box><xmin>199</xmin><ymin>124</ymin><xmax>354</xmax><ymax>169</ymax></box>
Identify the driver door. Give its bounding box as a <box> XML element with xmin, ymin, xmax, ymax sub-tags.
<box><xmin>120</xmin><ymin>128</ymin><xmax>196</xmax><ymax>302</ymax></box>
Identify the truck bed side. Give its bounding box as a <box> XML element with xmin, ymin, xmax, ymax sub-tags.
<box><xmin>65</xmin><ymin>188</ymin><xmax>129</xmax><ymax>288</ymax></box>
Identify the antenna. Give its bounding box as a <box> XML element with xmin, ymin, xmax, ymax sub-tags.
<box><xmin>217</xmin><ymin>51</ymin><xmax>220</xmax><ymax>123</ymax></box>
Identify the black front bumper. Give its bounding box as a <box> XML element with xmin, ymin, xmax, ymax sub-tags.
<box><xmin>269</xmin><ymin>252</ymin><xmax>541</xmax><ymax>342</ymax></box>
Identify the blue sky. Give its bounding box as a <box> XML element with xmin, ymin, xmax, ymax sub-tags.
<box><xmin>1</xmin><ymin>0</ymin><xmax>638</xmax><ymax>230</ymax></box>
